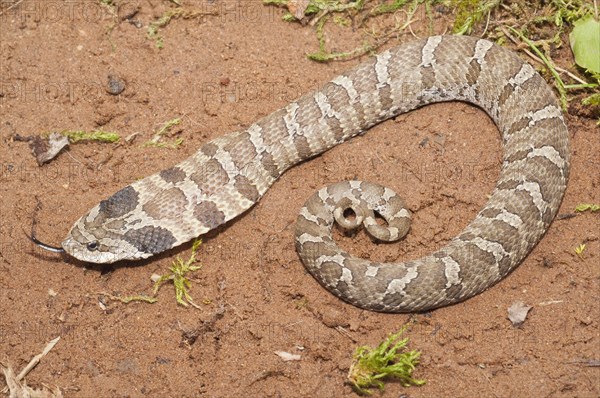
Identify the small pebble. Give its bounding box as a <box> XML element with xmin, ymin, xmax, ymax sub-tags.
<box><xmin>107</xmin><ymin>74</ymin><xmax>126</xmax><ymax>95</ymax></box>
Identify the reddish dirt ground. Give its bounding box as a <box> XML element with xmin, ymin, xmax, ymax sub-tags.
<box><xmin>1</xmin><ymin>1</ymin><xmax>598</xmax><ymax>397</ymax></box>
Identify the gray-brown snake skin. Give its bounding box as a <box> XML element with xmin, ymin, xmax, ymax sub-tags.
<box><xmin>61</xmin><ymin>36</ymin><xmax>569</xmax><ymax>312</ymax></box>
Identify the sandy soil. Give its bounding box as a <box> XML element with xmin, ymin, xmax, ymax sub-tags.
<box><xmin>1</xmin><ymin>1</ymin><xmax>598</xmax><ymax>397</ymax></box>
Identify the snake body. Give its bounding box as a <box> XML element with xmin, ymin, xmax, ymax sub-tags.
<box><xmin>62</xmin><ymin>36</ymin><xmax>569</xmax><ymax>312</ymax></box>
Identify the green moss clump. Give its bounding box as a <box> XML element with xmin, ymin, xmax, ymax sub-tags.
<box><xmin>59</xmin><ymin>130</ymin><xmax>120</xmax><ymax>143</ymax></box>
<box><xmin>153</xmin><ymin>239</ymin><xmax>203</xmax><ymax>308</ymax></box>
<box><xmin>348</xmin><ymin>327</ymin><xmax>425</xmax><ymax>395</ymax></box>
<box><xmin>575</xmin><ymin>203</ymin><xmax>600</xmax><ymax>212</ymax></box>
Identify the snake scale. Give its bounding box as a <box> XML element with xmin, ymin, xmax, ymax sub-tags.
<box><xmin>59</xmin><ymin>36</ymin><xmax>569</xmax><ymax>312</ymax></box>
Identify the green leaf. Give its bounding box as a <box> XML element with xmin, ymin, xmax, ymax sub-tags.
<box><xmin>570</xmin><ymin>15</ymin><xmax>600</xmax><ymax>73</ymax></box>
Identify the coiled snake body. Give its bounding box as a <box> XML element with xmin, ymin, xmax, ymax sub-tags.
<box><xmin>60</xmin><ymin>36</ymin><xmax>569</xmax><ymax>312</ymax></box>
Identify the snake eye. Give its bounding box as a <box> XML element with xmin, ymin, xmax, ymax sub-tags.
<box><xmin>87</xmin><ymin>241</ymin><xmax>99</xmax><ymax>251</ymax></box>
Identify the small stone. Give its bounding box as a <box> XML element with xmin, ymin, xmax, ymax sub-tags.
<box><xmin>107</xmin><ymin>74</ymin><xmax>126</xmax><ymax>95</ymax></box>
<box><xmin>320</xmin><ymin>307</ymin><xmax>349</xmax><ymax>328</ymax></box>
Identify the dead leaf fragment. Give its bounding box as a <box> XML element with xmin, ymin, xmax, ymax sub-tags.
<box><xmin>1</xmin><ymin>336</ymin><xmax>62</xmax><ymax>398</ymax></box>
<box><xmin>29</xmin><ymin>133</ymin><xmax>69</xmax><ymax>165</ymax></box>
<box><xmin>287</xmin><ymin>0</ymin><xmax>310</xmax><ymax>20</ymax></box>
<box><xmin>274</xmin><ymin>351</ymin><xmax>301</xmax><ymax>361</ymax></box>
<box><xmin>2</xmin><ymin>365</ymin><xmax>63</xmax><ymax>398</ymax></box>
<box><xmin>569</xmin><ymin>359</ymin><xmax>600</xmax><ymax>367</ymax></box>
<box><xmin>508</xmin><ymin>301</ymin><xmax>532</xmax><ymax>326</ymax></box>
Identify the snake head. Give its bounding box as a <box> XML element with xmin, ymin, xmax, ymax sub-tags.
<box><xmin>61</xmin><ymin>204</ymin><xmax>146</xmax><ymax>264</ymax></box>
<box><xmin>61</xmin><ymin>218</ymin><xmax>141</xmax><ymax>264</ymax></box>
<box><xmin>61</xmin><ymin>186</ymin><xmax>177</xmax><ymax>263</ymax></box>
